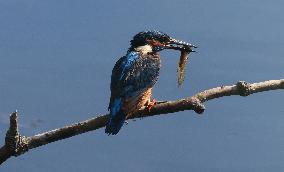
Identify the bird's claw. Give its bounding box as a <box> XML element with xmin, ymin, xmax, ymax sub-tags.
<box><xmin>146</xmin><ymin>99</ymin><xmax>157</xmax><ymax>112</ymax></box>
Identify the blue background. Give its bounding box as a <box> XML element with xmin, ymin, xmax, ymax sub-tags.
<box><xmin>0</xmin><ymin>0</ymin><xmax>284</xmax><ymax>171</ymax></box>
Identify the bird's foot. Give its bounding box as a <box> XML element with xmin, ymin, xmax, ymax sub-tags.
<box><xmin>146</xmin><ymin>99</ymin><xmax>157</xmax><ymax>112</ymax></box>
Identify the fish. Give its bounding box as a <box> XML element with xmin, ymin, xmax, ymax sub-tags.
<box><xmin>177</xmin><ymin>45</ymin><xmax>194</xmax><ymax>87</ymax></box>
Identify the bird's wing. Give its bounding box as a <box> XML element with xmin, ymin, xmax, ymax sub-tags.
<box><xmin>108</xmin><ymin>52</ymin><xmax>139</xmax><ymax>110</ymax></box>
<box><xmin>108</xmin><ymin>52</ymin><xmax>160</xmax><ymax>110</ymax></box>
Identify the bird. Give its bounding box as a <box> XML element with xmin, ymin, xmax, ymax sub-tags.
<box><xmin>105</xmin><ymin>30</ymin><xmax>196</xmax><ymax>135</ymax></box>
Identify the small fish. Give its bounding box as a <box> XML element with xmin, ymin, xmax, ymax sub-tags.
<box><xmin>177</xmin><ymin>45</ymin><xmax>194</xmax><ymax>87</ymax></box>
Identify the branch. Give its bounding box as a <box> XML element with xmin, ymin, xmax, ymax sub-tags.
<box><xmin>0</xmin><ymin>79</ymin><xmax>283</xmax><ymax>165</ymax></box>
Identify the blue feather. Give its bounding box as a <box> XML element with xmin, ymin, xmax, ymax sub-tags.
<box><xmin>105</xmin><ymin>98</ymin><xmax>126</xmax><ymax>135</ymax></box>
<box><xmin>111</xmin><ymin>98</ymin><xmax>122</xmax><ymax>116</ymax></box>
<box><xmin>120</xmin><ymin>52</ymin><xmax>139</xmax><ymax>80</ymax></box>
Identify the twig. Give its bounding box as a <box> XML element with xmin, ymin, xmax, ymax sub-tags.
<box><xmin>0</xmin><ymin>79</ymin><xmax>283</xmax><ymax>165</ymax></box>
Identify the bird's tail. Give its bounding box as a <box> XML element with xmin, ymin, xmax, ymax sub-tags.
<box><xmin>105</xmin><ymin>98</ymin><xmax>126</xmax><ymax>135</ymax></box>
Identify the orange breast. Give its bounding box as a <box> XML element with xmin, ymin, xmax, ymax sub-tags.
<box><xmin>122</xmin><ymin>88</ymin><xmax>152</xmax><ymax>118</ymax></box>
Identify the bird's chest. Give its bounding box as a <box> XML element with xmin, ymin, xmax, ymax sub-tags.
<box><xmin>132</xmin><ymin>54</ymin><xmax>161</xmax><ymax>78</ymax></box>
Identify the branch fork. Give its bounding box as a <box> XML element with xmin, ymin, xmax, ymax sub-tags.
<box><xmin>4</xmin><ymin>111</ymin><xmax>29</xmax><ymax>156</ymax></box>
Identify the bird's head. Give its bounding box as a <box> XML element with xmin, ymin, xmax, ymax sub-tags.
<box><xmin>129</xmin><ymin>30</ymin><xmax>197</xmax><ymax>53</ymax></box>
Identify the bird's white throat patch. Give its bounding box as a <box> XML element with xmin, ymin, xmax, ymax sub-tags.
<box><xmin>134</xmin><ymin>45</ymin><xmax>152</xmax><ymax>55</ymax></box>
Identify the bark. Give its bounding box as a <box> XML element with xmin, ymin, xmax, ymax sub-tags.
<box><xmin>0</xmin><ymin>79</ymin><xmax>283</xmax><ymax>165</ymax></box>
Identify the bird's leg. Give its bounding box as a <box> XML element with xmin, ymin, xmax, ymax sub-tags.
<box><xmin>146</xmin><ymin>98</ymin><xmax>157</xmax><ymax>112</ymax></box>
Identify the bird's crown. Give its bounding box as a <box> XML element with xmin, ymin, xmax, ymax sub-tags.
<box><xmin>130</xmin><ymin>30</ymin><xmax>171</xmax><ymax>48</ymax></box>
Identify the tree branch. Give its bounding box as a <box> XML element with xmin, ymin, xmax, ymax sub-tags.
<box><xmin>0</xmin><ymin>79</ymin><xmax>283</xmax><ymax>165</ymax></box>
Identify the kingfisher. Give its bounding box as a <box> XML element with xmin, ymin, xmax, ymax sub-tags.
<box><xmin>105</xmin><ymin>30</ymin><xmax>196</xmax><ymax>135</ymax></box>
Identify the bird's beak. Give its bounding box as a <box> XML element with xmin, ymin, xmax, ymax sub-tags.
<box><xmin>165</xmin><ymin>38</ymin><xmax>197</xmax><ymax>52</ymax></box>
